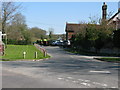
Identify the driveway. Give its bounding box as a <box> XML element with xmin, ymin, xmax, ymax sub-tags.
<box><xmin>1</xmin><ymin>46</ymin><xmax>119</xmax><ymax>88</ymax></box>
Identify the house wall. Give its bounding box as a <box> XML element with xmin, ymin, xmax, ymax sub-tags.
<box><xmin>117</xmin><ymin>21</ymin><xmax>120</xmax><ymax>29</ymax></box>
<box><xmin>0</xmin><ymin>31</ymin><xmax>2</xmax><ymax>42</ymax></box>
<box><xmin>67</xmin><ymin>32</ymin><xmax>74</xmax><ymax>40</ymax></box>
<box><xmin>65</xmin><ymin>24</ymin><xmax>83</xmax><ymax>40</ymax></box>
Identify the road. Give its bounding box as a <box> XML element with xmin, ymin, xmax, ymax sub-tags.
<box><xmin>1</xmin><ymin>46</ymin><xmax>119</xmax><ymax>88</ymax></box>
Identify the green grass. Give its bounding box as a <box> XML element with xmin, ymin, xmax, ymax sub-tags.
<box><xmin>100</xmin><ymin>57</ymin><xmax>120</xmax><ymax>62</ymax></box>
<box><xmin>63</xmin><ymin>48</ymin><xmax>120</xmax><ymax>62</ymax></box>
<box><xmin>2</xmin><ymin>45</ymin><xmax>50</xmax><ymax>61</ymax></box>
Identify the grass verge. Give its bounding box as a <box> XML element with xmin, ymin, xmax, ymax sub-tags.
<box><xmin>64</xmin><ymin>48</ymin><xmax>119</xmax><ymax>56</ymax></box>
<box><xmin>63</xmin><ymin>47</ymin><xmax>120</xmax><ymax>63</ymax></box>
<box><xmin>1</xmin><ymin>45</ymin><xmax>50</xmax><ymax>61</ymax></box>
<box><xmin>95</xmin><ymin>57</ymin><xmax>120</xmax><ymax>63</ymax></box>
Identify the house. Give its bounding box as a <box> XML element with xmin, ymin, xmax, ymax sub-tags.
<box><xmin>102</xmin><ymin>2</ymin><xmax>120</xmax><ymax>30</ymax></box>
<box><xmin>108</xmin><ymin>9</ymin><xmax>120</xmax><ymax>30</ymax></box>
<box><xmin>65</xmin><ymin>23</ymin><xmax>80</xmax><ymax>40</ymax></box>
<box><xmin>65</xmin><ymin>2</ymin><xmax>120</xmax><ymax>40</ymax></box>
<box><xmin>65</xmin><ymin>23</ymin><xmax>87</xmax><ymax>40</ymax></box>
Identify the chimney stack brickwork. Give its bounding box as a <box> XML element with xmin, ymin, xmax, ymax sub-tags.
<box><xmin>102</xmin><ymin>2</ymin><xmax>107</xmax><ymax>20</ymax></box>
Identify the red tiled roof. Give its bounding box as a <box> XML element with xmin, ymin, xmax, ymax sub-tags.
<box><xmin>65</xmin><ymin>23</ymin><xmax>86</xmax><ymax>32</ymax></box>
<box><xmin>108</xmin><ymin>11</ymin><xmax>120</xmax><ymax>22</ymax></box>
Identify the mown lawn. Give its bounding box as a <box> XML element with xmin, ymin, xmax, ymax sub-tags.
<box><xmin>2</xmin><ymin>45</ymin><xmax>50</xmax><ymax>61</ymax></box>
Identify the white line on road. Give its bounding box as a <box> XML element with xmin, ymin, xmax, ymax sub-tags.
<box><xmin>57</xmin><ymin>77</ymin><xmax>64</xmax><ymax>80</ymax></box>
<box><xmin>58</xmin><ymin>77</ymin><xmax>110</xmax><ymax>88</ymax></box>
<box><xmin>67</xmin><ymin>77</ymin><xmax>73</xmax><ymax>79</ymax></box>
<box><xmin>78</xmin><ymin>78</ymin><xmax>108</xmax><ymax>87</ymax></box>
<box><xmin>92</xmin><ymin>82</ymin><xmax>108</xmax><ymax>87</ymax></box>
<box><xmin>89</xmin><ymin>70</ymin><xmax>111</xmax><ymax>73</ymax></box>
<box><xmin>111</xmin><ymin>87</ymin><xmax>117</xmax><ymax>88</ymax></box>
<box><xmin>81</xmin><ymin>82</ymin><xmax>91</xmax><ymax>86</ymax></box>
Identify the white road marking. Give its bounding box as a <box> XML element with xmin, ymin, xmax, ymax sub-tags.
<box><xmin>70</xmin><ymin>56</ymin><xmax>74</xmax><ymax>59</ymax></box>
<box><xmin>111</xmin><ymin>87</ymin><xmax>117</xmax><ymax>88</ymax></box>
<box><xmin>81</xmin><ymin>82</ymin><xmax>91</xmax><ymax>86</ymax></box>
<box><xmin>78</xmin><ymin>79</ymin><xmax>90</xmax><ymax>82</ymax></box>
<box><xmin>72</xmin><ymin>81</ymin><xmax>78</xmax><ymax>83</ymax></box>
<box><xmin>103</xmin><ymin>84</ymin><xmax>107</xmax><ymax>87</ymax></box>
<box><xmin>93</xmin><ymin>82</ymin><xmax>108</xmax><ymax>87</ymax></box>
<box><xmin>58</xmin><ymin>77</ymin><xmax>109</xmax><ymax>88</ymax></box>
<box><xmin>67</xmin><ymin>77</ymin><xmax>73</xmax><ymax>79</ymax></box>
<box><xmin>89</xmin><ymin>70</ymin><xmax>111</xmax><ymax>73</ymax></box>
<box><xmin>78</xmin><ymin>79</ymin><xmax>108</xmax><ymax>87</ymax></box>
<box><xmin>58</xmin><ymin>77</ymin><xmax>64</xmax><ymax>80</ymax></box>
<box><xmin>58</xmin><ymin>76</ymin><xmax>110</xmax><ymax>88</ymax></box>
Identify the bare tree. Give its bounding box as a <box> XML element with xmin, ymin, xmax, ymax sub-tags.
<box><xmin>11</xmin><ymin>13</ymin><xmax>26</xmax><ymax>25</ymax></box>
<box><xmin>88</xmin><ymin>15</ymin><xmax>101</xmax><ymax>24</ymax></box>
<box><xmin>7</xmin><ymin>13</ymin><xmax>27</xmax><ymax>41</ymax></box>
<box><xmin>1</xmin><ymin>2</ymin><xmax>21</xmax><ymax>34</ymax></box>
<box><xmin>107</xmin><ymin>11</ymin><xmax>114</xmax><ymax>20</ymax></box>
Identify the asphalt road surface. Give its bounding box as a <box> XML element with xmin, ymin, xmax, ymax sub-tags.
<box><xmin>1</xmin><ymin>46</ymin><xmax>119</xmax><ymax>88</ymax></box>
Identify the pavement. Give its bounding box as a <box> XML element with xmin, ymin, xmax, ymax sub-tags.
<box><xmin>1</xmin><ymin>46</ymin><xmax>119</xmax><ymax>88</ymax></box>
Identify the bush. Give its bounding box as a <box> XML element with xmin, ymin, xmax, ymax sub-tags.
<box><xmin>7</xmin><ymin>39</ymin><xmax>32</xmax><ymax>45</ymax></box>
<box><xmin>113</xmin><ymin>30</ymin><xmax>120</xmax><ymax>48</ymax></box>
<box><xmin>7</xmin><ymin>39</ymin><xmax>17</xmax><ymax>45</ymax></box>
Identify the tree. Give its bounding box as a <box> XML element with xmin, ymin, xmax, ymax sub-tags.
<box><xmin>7</xmin><ymin>13</ymin><xmax>27</xmax><ymax>41</ymax></box>
<box><xmin>88</xmin><ymin>14</ymin><xmax>115</xmax><ymax>51</ymax></box>
<box><xmin>113</xmin><ymin>30</ymin><xmax>120</xmax><ymax>48</ymax></box>
<box><xmin>71</xmin><ymin>16</ymin><xmax>115</xmax><ymax>52</ymax></box>
<box><xmin>48</xmin><ymin>28</ymin><xmax>54</xmax><ymax>40</ymax></box>
<box><xmin>88</xmin><ymin>15</ymin><xmax>100</xmax><ymax>24</ymax></box>
<box><xmin>21</xmin><ymin>30</ymin><xmax>32</xmax><ymax>45</ymax></box>
<box><xmin>86</xmin><ymin>24</ymin><xmax>99</xmax><ymax>41</ymax></box>
<box><xmin>6</xmin><ymin>13</ymin><xmax>33</xmax><ymax>45</ymax></box>
<box><xmin>29</xmin><ymin>27</ymin><xmax>47</xmax><ymax>40</ymax></box>
<box><xmin>1</xmin><ymin>2</ymin><xmax>21</xmax><ymax>34</ymax></box>
<box><xmin>11</xmin><ymin>13</ymin><xmax>26</xmax><ymax>25</ymax></box>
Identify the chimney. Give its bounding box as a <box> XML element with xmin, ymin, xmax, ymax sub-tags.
<box><xmin>102</xmin><ymin>2</ymin><xmax>107</xmax><ymax>20</ymax></box>
<box><xmin>119</xmin><ymin>8</ymin><xmax>120</xmax><ymax>12</ymax></box>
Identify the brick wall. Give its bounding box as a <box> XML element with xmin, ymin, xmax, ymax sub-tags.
<box><xmin>68</xmin><ymin>32</ymin><xmax>74</xmax><ymax>40</ymax></box>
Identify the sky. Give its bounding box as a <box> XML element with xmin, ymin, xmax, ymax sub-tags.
<box><xmin>17</xmin><ymin>2</ymin><xmax>119</xmax><ymax>34</ymax></box>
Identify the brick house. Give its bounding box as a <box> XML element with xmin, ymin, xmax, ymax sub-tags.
<box><xmin>65</xmin><ymin>23</ymin><xmax>82</xmax><ymax>40</ymax></box>
<box><xmin>65</xmin><ymin>23</ymin><xmax>87</xmax><ymax>40</ymax></box>
<box><xmin>65</xmin><ymin>2</ymin><xmax>120</xmax><ymax>40</ymax></box>
<box><xmin>108</xmin><ymin>9</ymin><xmax>120</xmax><ymax>30</ymax></box>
